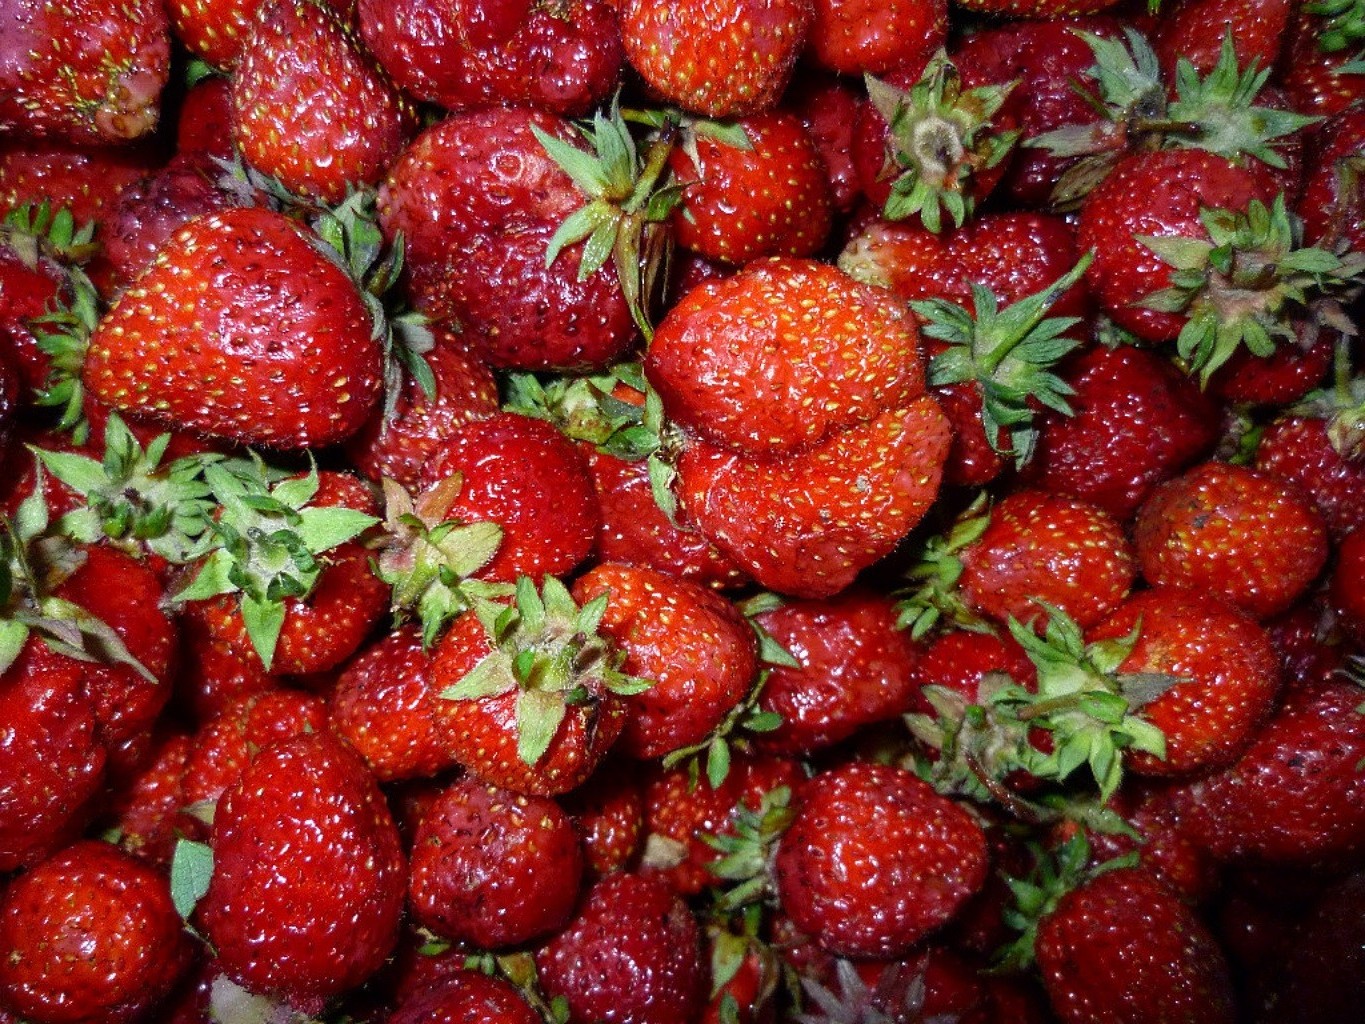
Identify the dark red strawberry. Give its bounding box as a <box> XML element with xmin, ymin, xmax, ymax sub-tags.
<box><xmin>1279</xmin><ymin>5</ymin><xmax>1365</xmax><ymax>116</ymax></box>
<box><xmin>1332</xmin><ymin>529</ymin><xmax>1365</xmax><ymax>636</ymax></box>
<box><xmin>174</xmin><ymin>75</ymin><xmax>235</xmax><ymax>169</ymax></box>
<box><xmin>562</xmin><ymin>762</ymin><xmax>646</xmax><ymax>877</ymax></box>
<box><xmin>1083</xmin><ymin>788</ymin><xmax>1222</xmax><ymax>905</ymax></box>
<box><xmin>1260</xmin><ymin>871</ymin><xmax>1365</xmax><ymax>1024</ymax></box>
<box><xmin>774</xmin><ymin>761</ymin><xmax>989</xmax><ymax>958</ymax></box>
<box><xmin>572</xmin><ymin>562</ymin><xmax>758</xmax><ymax>759</ymax></box>
<box><xmin>408</xmin><ymin>777</ymin><xmax>583</xmax><ymax>948</ymax></box>
<box><xmin>538</xmin><ymin>872</ymin><xmax>706</xmax><ymax>1024</ymax></box>
<box><xmin>197</xmin><ymin>732</ymin><xmax>406</xmax><ymax>1014</ymax></box>
<box><xmin>106</xmin><ymin>730</ymin><xmax>191</xmax><ymax>869</ymax></box>
<box><xmin>619</xmin><ymin>0</ymin><xmax>813</xmax><ymax>118</ymax></box>
<box><xmin>1153</xmin><ymin>0</ymin><xmax>1292</xmax><ymax>80</ymax></box>
<box><xmin>0</xmin><ymin>0</ymin><xmax>170</xmax><ymax>145</ymax></box>
<box><xmin>387</xmin><ymin>970</ymin><xmax>541</xmax><ymax>1024</ymax></box>
<box><xmin>750</xmin><ymin>590</ymin><xmax>920</xmax><ymax>756</ymax></box>
<box><xmin>909</xmin><ymin>628</ymin><xmax>1036</xmax><ymax>718</ymax></box>
<box><xmin>1257</xmin><ymin>407</ymin><xmax>1365</xmax><ymax>540</ymax></box>
<box><xmin>175</xmin><ymin>611</ymin><xmax>274</xmax><ymax>724</ymax></box>
<box><xmin>805</xmin><ymin>0</ymin><xmax>945</xmax><ymax>75</ymax></box>
<box><xmin>232</xmin><ymin>0</ymin><xmax>411</xmax><ymax>203</ymax></box>
<box><xmin>0</xmin><ymin>841</ymin><xmax>192</xmax><ymax>1024</ymax></box>
<box><xmin>787</xmin><ymin>73</ymin><xmax>863</xmax><ymax>213</ymax></box>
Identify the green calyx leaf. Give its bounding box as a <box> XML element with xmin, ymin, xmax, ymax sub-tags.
<box><xmin>169</xmin><ymin>838</ymin><xmax>214</xmax><ymax>922</ymax></box>
<box><xmin>29</xmin><ymin>270</ymin><xmax>101</xmax><ymax>443</ymax></box>
<box><xmin>867</xmin><ymin>55</ymin><xmax>1021</xmax><ymax>233</ymax></box>
<box><xmin>703</xmin><ymin>786</ymin><xmax>796</xmax><ymax>914</ymax></box>
<box><xmin>2</xmin><ymin>202</ymin><xmax>99</xmax><ymax>269</ymax></box>
<box><xmin>1307</xmin><ymin>0</ymin><xmax>1365</xmax><ymax>54</ymax></box>
<box><xmin>504</xmin><ymin>361</ymin><xmax>664</xmax><ymax>459</ymax></box>
<box><xmin>920</xmin><ymin>254</ymin><xmax>1091</xmax><ymax>467</ymax></box>
<box><xmin>891</xmin><ymin>493</ymin><xmax>994</xmax><ymax>639</ymax></box>
<box><xmin>439</xmin><ymin>575</ymin><xmax>652</xmax><ymax>767</ymax></box>
<box><xmin>661</xmin><ymin>669</ymin><xmax>784</xmax><ymax>787</ymax></box>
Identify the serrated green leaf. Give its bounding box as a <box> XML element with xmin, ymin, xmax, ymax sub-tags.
<box><xmin>292</xmin><ymin>507</ymin><xmax>378</xmax><ymax>555</ymax></box>
<box><xmin>169</xmin><ymin>839</ymin><xmax>214</xmax><ymax>921</ymax></box>
<box><xmin>239</xmin><ymin>594</ymin><xmax>286</xmax><ymax>671</ymax></box>
<box><xmin>516</xmin><ymin>687</ymin><xmax>566</xmax><ymax>766</ymax></box>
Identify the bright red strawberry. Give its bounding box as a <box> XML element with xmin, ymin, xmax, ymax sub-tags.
<box><xmin>0</xmin><ymin>841</ymin><xmax>192</xmax><ymax>1024</ymax></box>
<box><xmin>0</xmin><ymin>142</ymin><xmax>156</xmax><ymax>226</ymax></box>
<box><xmin>387</xmin><ymin>970</ymin><xmax>541</xmax><ymax>1024</ymax></box>
<box><xmin>1153</xmin><ymin>0</ymin><xmax>1293</xmax><ymax>80</ymax></box>
<box><xmin>84</xmin><ymin>208</ymin><xmax>384</xmax><ymax>448</ymax></box>
<box><xmin>408</xmin><ymin>777</ymin><xmax>584</xmax><ymax>948</ymax></box>
<box><xmin>750</xmin><ymin>590</ymin><xmax>920</xmax><ymax>755</ymax></box>
<box><xmin>358</xmin><ymin>0</ymin><xmax>622</xmax><ymax>116</ymax></box>
<box><xmin>538</xmin><ymin>872</ymin><xmax>706</xmax><ymax>1024</ymax></box>
<box><xmin>0</xmin><ymin>0</ymin><xmax>170</xmax><ymax>145</ymax></box>
<box><xmin>232</xmin><ymin>0</ymin><xmax>411</xmax><ymax>204</ymax></box>
<box><xmin>670</xmin><ymin>112</ymin><xmax>833</xmax><ymax>265</ymax></box>
<box><xmin>106</xmin><ymin>730</ymin><xmax>191</xmax><ymax>869</ymax></box>
<box><xmin>175</xmin><ymin>610</ymin><xmax>274</xmax><ymax>724</ymax></box>
<box><xmin>805</xmin><ymin>0</ymin><xmax>946</xmax><ymax>75</ymax></box>
<box><xmin>774</xmin><ymin>761</ymin><xmax>989</xmax><ymax>958</ymax></box>
<box><xmin>619</xmin><ymin>0</ymin><xmax>813</xmax><ymax>118</ymax></box>
<box><xmin>378</xmin><ymin>107</ymin><xmax>635</xmax><ymax>370</ymax></box>
<box><xmin>169</xmin><ymin>0</ymin><xmax>352</xmax><ymax>69</ymax></box>
<box><xmin>1033</xmin><ymin>867</ymin><xmax>1236</xmax><ymax>1024</ymax></box>
<box><xmin>572</xmin><ymin>563</ymin><xmax>757</xmax><ymax>758</ymax></box>
<box><xmin>562</xmin><ymin>762</ymin><xmax>645</xmax><ymax>877</ymax></box>
<box><xmin>1257</xmin><ymin>407</ymin><xmax>1365</xmax><ymax>540</ymax></box>
<box><xmin>951</xmin><ymin>0</ymin><xmax>1120</xmax><ymax>12</ymax></box>
<box><xmin>1020</xmin><ymin>345</ymin><xmax>1221</xmax><ymax>520</ymax></box>
<box><xmin>1088</xmin><ymin>587</ymin><xmax>1281</xmax><ymax>776</ymax></box>
<box><xmin>909</xmin><ymin>628</ymin><xmax>1036</xmax><ymax>717</ymax></box>
<box><xmin>1135</xmin><ymin>462</ymin><xmax>1329</xmax><ymax>620</ymax></box>
<box><xmin>197</xmin><ymin>732</ymin><xmax>406</xmax><ymax>1014</ymax></box>
<box><xmin>956</xmin><ymin>490</ymin><xmax>1135</xmax><ymax>631</ymax></box>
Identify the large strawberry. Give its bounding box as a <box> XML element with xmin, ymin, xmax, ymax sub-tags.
<box><xmin>805</xmin><ymin>0</ymin><xmax>946</xmax><ymax>76</ymax></box>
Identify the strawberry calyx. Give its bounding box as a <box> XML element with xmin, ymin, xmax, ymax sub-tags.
<box><xmin>1</xmin><ymin>202</ymin><xmax>99</xmax><ymax>271</ymax></box>
<box><xmin>1307</xmin><ymin>0</ymin><xmax>1365</xmax><ymax>54</ymax></box>
<box><xmin>30</xmin><ymin>412</ymin><xmax>217</xmax><ymax>563</ymax></box>
<box><xmin>373</xmin><ymin>474</ymin><xmax>512</xmax><ymax>649</ymax></box>
<box><xmin>915</xmin><ymin>254</ymin><xmax>1092</xmax><ymax>468</ymax></box>
<box><xmin>534</xmin><ymin>98</ymin><xmax>687</xmax><ymax>339</ymax></box>
<box><xmin>865</xmin><ymin>55</ymin><xmax>1020</xmax><ymax>233</ymax></box>
<box><xmin>1288</xmin><ymin>372</ymin><xmax>1365</xmax><ymax>461</ymax></box>
<box><xmin>891</xmin><ymin>493</ymin><xmax>993</xmax><ymax>640</ymax></box>
<box><xmin>702</xmin><ymin>785</ymin><xmax>796</xmax><ymax>915</ymax></box>
<box><xmin>208</xmin><ymin>973</ymin><xmax>323</xmax><ymax>1024</ymax></box>
<box><xmin>794</xmin><ymin>958</ymin><xmax>943</xmax><ymax>1024</ymax></box>
<box><xmin>708</xmin><ymin>924</ymin><xmax>780</xmax><ymax>1024</ymax></box>
<box><xmin>0</xmin><ymin>468</ymin><xmax>153</xmax><ymax>680</ymax></box>
<box><xmin>440</xmin><ymin>575</ymin><xmax>653</xmax><ymax>767</ymax></box>
<box><xmin>1137</xmin><ymin>194</ymin><xmax>1365</xmax><ymax>383</ymax></box>
<box><xmin>29</xmin><ymin>270</ymin><xmax>100</xmax><ymax>442</ymax></box>
<box><xmin>169</xmin><ymin>457</ymin><xmax>380</xmax><ymax>669</ymax></box>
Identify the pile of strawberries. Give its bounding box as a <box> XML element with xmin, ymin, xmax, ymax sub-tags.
<box><xmin>3</xmin><ymin>0</ymin><xmax>1365</xmax><ymax>1021</ymax></box>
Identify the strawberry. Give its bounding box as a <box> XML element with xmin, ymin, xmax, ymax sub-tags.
<box><xmin>408</xmin><ymin>777</ymin><xmax>584</xmax><ymax>948</ymax></box>
<box><xmin>1135</xmin><ymin>462</ymin><xmax>1330</xmax><ymax>620</ymax></box>
<box><xmin>431</xmin><ymin>577</ymin><xmax>645</xmax><ymax>795</ymax></box>
<box><xmin>174</xmin><ymin>75</ymin><xmax>235</xmax><ymax>170</ymax></box>
<box><xmin>1256</xmin><ymin>396</ymin><xmax>1365</xmax><ymax>540</ymax></box>
<box><xmin>909</xmin><ymin>628</ymin><xmax>1036</xmax><ymax>717</ymax></box>
<box><xmin>169</xmin><ymin>0</ymin><xmax>353</xmax><ymax>69</ymax></box>
<box><xmin>0</xmin><ymin>0</ymin><xmax>170</xmax><ymax>145</ymax></box>
<box><xmin>1279</xmin><ymin>5</ymin><xmax>1365</xmax><ymax>116</ymax></box>
<box><xmin>951</xmin><ymin>0</ymin><xmax>1119</xmax><ymax>11</ymax></box>
<box><xmin>387</xmin><ymin>970</ymin><xmax>541</xmax><ymax>1024</ymax></box>
<box><xmin>84</xmin><ymin>207</ymin><xmax>385</xmax><ymax>448</ymax></box>
<box><xmin>106</xmin><ymin>730</ymin><xmax>192</xmax><ymax>869</ymax></box>
<box><xmin>669</xmin><ymin>112</ymin><xmax>834</xmax><ymax>266</ymax></box>
<box><xmin>0</xmin><ymin>840</ymin><xmax>192</xmax><ymax>1024</ymax></box>
<box><xmin>175</xmin><ymin>610</ymin><xmax>274</xmax><ymax>724</ymax></box>
<box><xmin>195</xmin><ymin>732</ymin><xmax>406</xmax><ymax>1014</ymax></box>
<box><xmin>0</xmin><ymin>142</ymin><xmax>156</xmax><ymax>226</ymax></box>
<box><xmin>562</xmin><ymin>761</ymin><xmax>646</xmax><ymax>877</ymax></box>
<box><xmin>1298</xmin><ymin>107</ymin><xmax>1365</xmax><ymax>253</ymax></box>
<box><xmin>1153</xmin><ymin>0</ymin><xmax>1293</xmax><ymax>80</ymax></box>
<box><xmin>572</xmin><ymin>562</ymin><xmax>758</xmax><ymax>759</ymax></box>
<box><xmin>1088</xmin><ymin>587</ymin><xmax>1281</xmax><ymax>776</ymax></box>
<box><xmin>749</xmin><ymin>590</ymin><xmax>920</xmax><ymax>756</ymax></box>
<box><xmin>774</xmin><ymin>761</ymin><xmax>989</xmax><ymax>958</ymax></box>
<box><xmin>1260</xmin><ymin>871</ymin><xmax>1365</xmax><ymax>1024</ymax></box>
<box><xmin>1083</xmin><ymin>788</ymin><xmax>1222</xmax><ymax>905</ymax></box>
<box><xmin>1332</xmin><ymin>529</ymin><xmax>1365</xmax><ymax>635</ymax></box>
<box><xmin>537</xmin><ymin>872</ymin><xmax>706</xmax><ymax>1024</ymax></box>
<box><xmin>787</xmin><ymin>73</ymin><xmax>863</xmax><ymax>213</ymax></box>
<box><xmin>358</xmin><ymin>0</ymin><xmax>623</xmax><ymax>116</ymax></box>
<box><xmin>232</xmin><ymin>0</ymin><xmax>411</xmax><ymax>204</ymax></box>
<box><xmin>619</xmin><ymin>0</ymin><xmax>814</xmax><ymax>118</ymax></box>
<box><xmin>805</xmin><ymin>0</ymin><xmax>946</xmax><ymax>76</ymax></box>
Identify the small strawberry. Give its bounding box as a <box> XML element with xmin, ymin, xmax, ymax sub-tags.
<box><xmin>408</xmin><ymin>777</ymin><xmax>584</xmax><ymax>948</ymax></box>
<box><xmin>562</xmin><ymin>760</ymin><xmax>646</xmax><ymax>878</ymax></box>
<box><xmin>538</xmin><ymin>872</ymin><xmax>706</xmax><ymax>1024</ymax></box>
<box><xmin>105</xmin><ymin>730</ymin><xmax>191</xmax><ymax>868</ymax></box>
<box><xmin>805</xmin><ymin>0</ymin><xmax>946</xmax><ymax>76</ymax></box>
<box><xmin>0</xmin><ymin>840</ymin><xmax>192</xmax><ymax>1024</ymax></box>
<box><xmin>387</xmin><ymin>970</ymin><xmax>541</xmax><ymax>1024</ymax></box>
<box><xmin>787</xmin><ymin>73</ymin><xmax>863</xmax><ymax>213</ymax></box>
<box><xmin>774</xmin><ymin>761</ymin><xmax>989</xmax><ymax>958</ymax></box>
<box><xmin>1153</xmin><ymin>0</ymin><xmax>1293</xmax><ymax>80</ymax></box>
<box><xmin>174</xmin><ymin>75</ymin><xmax>235</xmax><ymax>169</ymax></box>
<box><xmin>1256</xmin><ymin>388</ymin><xmax>1365</xmax><ymax>539</ymax></box>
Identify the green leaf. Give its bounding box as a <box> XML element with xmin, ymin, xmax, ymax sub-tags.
<box><xmin>239</xmin><ymin>593</ymin><xmax>287</xmax><ymax>671</ymax></box>
<box><xmin>532</xmin><ymin>125</ymin><xmax>610</xmax><ymax>197</ymax></box>
<box><xmin>0</xmin><ymin>619</ymin><xmax>29</xmax><ymax>676</ymax></box>
<box><xmin>441</xmin><ymin>653</ymin><xmax>514</xmax><ymax>702</ymax></box>
<box><xmin>28</xmin><ymin>448</ymin><xmax>109</xmax><ymax>496</ymax></box>
<box><xmin>516</xmin><ymin>687</ymin><xmax>566</xmax><ymax>766</ymax></box>
<box><xmin>171</xmin><ymin>549</ymin><xmax>239</xmax><ymax>604</ymax></box>
<box><xmin>169</xmin><ymin>839</ymin><xmax>214</xmax><ymax>921</ymax></box>
<box><xmin>292</xmin><ymin>507</ymin><xmax>379</xmax><ymax>555</ymax></box>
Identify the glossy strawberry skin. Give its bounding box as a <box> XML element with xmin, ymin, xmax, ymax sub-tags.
<box><xmin>408</xmin><ymin>777</ymin><xmax>583</xmax><ymax>948</ymax></box>
<box><xmin>1089</xmin><ymin>587</ymin><xmax>1281</xmax><ymax>776</ymax></box>
<box><xmin>1256</xmin><ymin>415</ymin><xmax>1365</xmax><ymax>540</ymax></box>
<box><xmin>1135</xmin><ymin>463</ymin><xmax>1329</xmax><ymax>621</ymax></box>
<box><xmin>1036</xmin><ymin>868</ymin><xmax>1236</xmax><ymax>1024</ymax></box>
<box><xmin>1021</xmin><ymin>346</ymin><xmax>1221</xmax><ymax>520</ymax></box>
<box><xmin>679</xmin><ymin>399</ymin><xmax>950</xmax><ymax>599</ymax></box>
<box><xmin>0</xmin><ymin>142</ymin><xmax>156</xmax><ymax>226</ymax></box>
<box><xmin>84</xmin><ymin>208</ymin><xmax>384</xmax><ymax>449</ymax></box>
<box><xmin>774</xmin><ymin>761</ymin><xmax>989</xmax><ymax>958</ymax></box>
<box><xmin>910</xmin><ymin>629</ymin><xmax>1036</xmax><ymax>717</ymax></box>
<box><xmin>169</xmin><ymin>0</ymin><xmax>353</xmax><ymax>69</ymax></box>
<box><xmin>1279</xmin><ymin>6</ymin><xmax>1365</xmax><ymax>115</ymax></box>
<box><xmin>419</xmin><ymin>413</ymin><xmax>601</xmax><ymax>583</ymax></box>
<box><xmin>561</xmin><ymin>764</ymin><xmax>646</xmax><ymax>877</ymax></box>
<box><xmin>106</xmin><ymin>731</ymin><xmax>191</xmax><ymax>869</ymax></box>
<box><xmin>572</xmin><ymin>563</ymin><xmax>757</xmax><ymax>758</ymax></box>
<box><xmin>0</xmin><ymin>0</ymin><xmax>170</xmax><ymax>146</ymax></box>
<box><xmin>806</xmin><ymin>0</ymin><xmax>946</xmax><ymax>75</ymax></box>
<box><xmin>0</xmin><ymin>841</ymin><xmax>192</xmax><ymax>1024</ymax></box>
<box><xmin>537</xmin><ymin>872</ymin><xmax>706</xmax><ymax>1024</ymax></box>
<box><xmin>198</xmin><ymin>732</ymin><xmax>406</xmax><ymax>1014</ymax></box>
<box><xmin>1153</xmin><ymin>0</ymin><xmax>1292</xmax><ymax>80</ymax></box>
<box><xmin>387</xmin><ymin>970</ymin><xmax>542</xmax><ymax>1024</ymax></box>
<box><xmin>787</xmin><ymin>73</ymin><xmax>863</xmax><ymax>212</ymax></box>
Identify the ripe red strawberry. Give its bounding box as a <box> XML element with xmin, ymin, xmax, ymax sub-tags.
<box><xmin>84</xmin><ymin>208</ymin><xmax>384</xmax><ymax>448</ymax></box>
<box><xmin>0</xmin><ymin>841</ymin><xmax>192</xmax><ymax>1024</ymax></box>
<box><xmin>572</xmin><ymin>562</ymin><xmax>758</xmax><ymax>758</ymax></box>
<box><xmin>0</xmin><ymin>0</ymin><xmax>170</xmax><ymax>145</ymax></box>
<box><xmin>387</xmin><ymin>970</ymin><xmax>541</xmax><ymax>1024</ymax></box>
<box><xmin>345</xmin><ymin>328</ymin><xmax>499</xmax><ymax>490</ymax></box>
<box><xmin>1279</xmin><ymin>5</ymin><xmax>1365</xmax><ymax>116</ymax></box>
<box><xmin>169</xmin><ymin>0</ymin><xmax>353</xmax><ymax>69</ymax></box>
<box><xmin>956</xmin><ymin>490</ymin><xmax>1135</xmax><ymax>631</ymax></box>
<box><xmin>232</xmin><ymin>0</ymin><xmax>411</xmax><ymax>204</ymax></box>
<box><xmin>1033</xmin><ymin>866</ymin><xmax>1236</xmax><ymax>1024</ymax></box>
<box><xmin>787</xmin><ymin>73</ymin><xmax>863</xmax><ymax>213</ymax></box>
<box><xmin>1206</xmin><ymin>322</ymin><xmax>1336</xmax><ymax>408</ymax></box>
<box><xmin>909</xmin><ymin>628</ymin><xmax>1036</xmax><ymax>717</ymax></box>
<box><xmin>951</xmin><ymin>0</ymin><xmax>1119</xmax><ymax>12</ymax></box>
<box><xmin>750</xmin><ymin>590</ymin><xmax>920</xmax><ymax>755</ymax></box>
<box><xmin>538</xmin><ymin>872</ymin><xmax>706</xmax><ymax>1024</ymax></box>
<box><xmin>1257</xmin><ymin>407</ymin><xmax>1365</xmax><ymax>540</ymax></box>
<box><xmin>1298</xmin><ymin>107</ymin><xmax>1365</xmax><ymax>253</ymax></box>
<box><xmin>805</xmin><ymin>0</ymin><xmax>946</xmax><ymax>75</ymax></box>
<box><xmin>670</xmin><ymin>112</ymin><xmax>833</xmax><ymax>265</ymax></box>
<box><xmin>1153</xmin><ymin>0</ymin><xmax>1293</xmax><ymax>80</ymax></box>
<box><xmin>0</xmin><ymin>142</ymin><xmax>156</xmax><ymax>226</ymax></box>
<box><xmin>378</xmin><ymin>107</ymin><xmax>635</xmax><ymax>370</ymax></box>
<box><xmin>408</xmin><ymin>777</ymin><xmax>584</xmax><ymax>948</ymax></box>
<box><xmin>106</xmin><ymin>730</ymin><xmax>191</xmax><ymax>868</ymax></box>
<box><xmin>562</xmin><ymin>762</ymin><xmax>646</xmax><ymax>877</ymax></box>
<box><xmin>774</xmin><ymin>761</ymin><xmax>989</xmax><ymax>958</ymax></box>
<box><xmin>417</xmin><ymin>413</ymin><xmax>599</xmax><ymax>581</ymax></box>
<box><xmin>1083</xmin><ymin>788</ymin><xmax>1222</xmax><ymax>905</ymax></box>
<box><xmin>1020</xmin><ymin>345</ymin><xmax>1221</xmax><ymax>520</ymax></box>
<box><xmin>174</xmin><ymin>75</ymin><xmax>235</xmax><ymax>170</ymax></box>
<box><xmin>1088</xmin><ymin>587</ymin><xmax>1280</xmax><ymax>776</ymax></box>
<box><xmin>176</xmin><ymin>610</ymin><xmax>274</xmax><ymax>724</ymax></box>
<box><xmin>1332</xmin><ymin>529</ymin><xmax>1365</xmax><ymax>635</ymax></box>
<box><xmin>619</xmin><ymin>0</ymin><xmax>813</xmax><ymax>118</ymax></box>
<box><xmin>358</xmin><ymin>0</ymin><xmax>623</xmax><ymax>116</ymax></box>
<box><xmin>197</xmin><ymin>732</ymin><xmax>406</xmax><ymax>1014</ymax></box>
